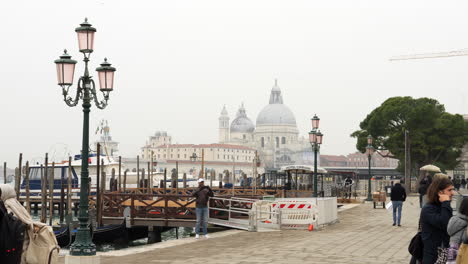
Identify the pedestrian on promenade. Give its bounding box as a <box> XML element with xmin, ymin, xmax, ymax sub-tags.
<box><xmin>418</xmin><ymin>176</ymin><xmax>432</xmax><ymax>208</ymax></box>
<box><xmin>446</xmin><ymin>197</ymin><xmax>468</xmax><ymax>263</ymax></box>
<box><xmin>461</xmin><ymin>178</ymin><xmax>467</xmax><ymax>189</ymax></box>
<box><xmin>390</xmin><ymin>182</ymin><xmax>406</xmax><ymax>226</ymax></box>
<box><xmin>455</xmin><ymin>177</ymin><xmax>462</xmax><ymax>191</ymax></box>
<box><xmin>344</xmin><ymin>176</ymin><xmax>353</xmax><ymax>199</ymax></box>
<box><xmin>192</xmin><ymin>178</ymin><xmax>214</xmax><ymax>239</ymax></box>
<box><xmin>420</xmin><ymin>176</ymin><xmax>454</xmax><ymax>264</ymax></box>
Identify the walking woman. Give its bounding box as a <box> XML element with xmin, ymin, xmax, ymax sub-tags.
<box><xmin>420</xmin><ymin>176</ymin><xmax>455</xmax><ymax>264</ymax></box>
<box><xmin>447</xmin><ymin>197</ymin><xmax>468</xmax><ymax>263</ymax></box>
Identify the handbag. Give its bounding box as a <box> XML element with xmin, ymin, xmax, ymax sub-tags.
<box><xmin>435</xmin><ymin>245</ymin><xmax>448</xmax><ymax>264</ymax></box>
<box><xmin>408</xmin><ymin>231</ymin><xmax>424</xmax><ymax>260</ymax></box>
<box><xmin>409</xmin><ymin>218</ymin><xmax>424</xmax><ymax>260</ymax></box>
<box><xmin>456</xmin><ymin>243</ymin><xmax>468</xmax><ymax>264</ymax></box>
<box><xmin>25</xmin><ymin>224</ymin><xmax>60</xmax><ymax>264</ymax></box>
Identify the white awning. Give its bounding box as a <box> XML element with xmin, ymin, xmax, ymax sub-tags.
<box><xmin>279</xmin><ymin>165</ymin><xmax>327</xmax><ymax>174</ymax></box>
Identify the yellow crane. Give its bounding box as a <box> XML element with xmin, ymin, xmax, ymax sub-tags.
<box><xmin>390</xmin><ymin>48</ymin><xmax>468</xmax><ymax>61</ymax></box>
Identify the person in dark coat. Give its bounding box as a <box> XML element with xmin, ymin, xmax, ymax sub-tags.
<box><xmin>420</xmin><ymin>176</ymin><xmax>455</xmax><ymax>264</ymax></box>
<box><xmin>461</xmin><ymin>178</ymin><xmax>467</xmax><ymax>189</ymax></box>
<box><xmin>390</xmin><ymin>182</ymin><xmax>406</xmax><ymax>226</ymax></box>
<box><xmin>192</xmin><ymin>178</ymin><xmax>214</xmax><ymax>239</ymax></box>
<box><xmin>418</xmin><ymin>176</ymin><xmax>432</xmax><ymax>208</ymax></box>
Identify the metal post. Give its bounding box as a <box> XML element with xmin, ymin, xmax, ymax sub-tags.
<box><xmin>70</xmin><ymin>58</ymin><xmax>96</xmax><ymax>256</ymax></box>
<box><xmin>366</xmin><ymin>154</ymin><xmax>373</xmax><ymax>201</ymax></box>
<box><xmin>313</xmin><ymin>145</ymin><xmax>318</xmax><ymax>198</ymax></box>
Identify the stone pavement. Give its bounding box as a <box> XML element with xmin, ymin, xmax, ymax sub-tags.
<box><xmin>87</xmin><ymin>196</ymin><xmax>423</xmax><ymax>264</ymax></box>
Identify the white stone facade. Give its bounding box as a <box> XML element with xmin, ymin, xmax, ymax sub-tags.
<box><xmin>219</xmin><ymin>81</ymin><xmax>312</xmax><ymax>169</ymax></box>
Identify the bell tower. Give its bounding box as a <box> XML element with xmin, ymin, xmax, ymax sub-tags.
<box><xmin>219</xmin><ymin>105</ymin><xmax>230</xmax><ymax>143</ymax></box>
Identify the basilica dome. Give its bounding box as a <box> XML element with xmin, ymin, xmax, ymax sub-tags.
<box><xmin>230</xmin><ymin>104</ymin><xmax>255</xmax><ymax>133</ymax></box>
<box><xmin>256</xmin><ymin>82</ymin><xmax>296</xmax><ymax>126</ymax></box>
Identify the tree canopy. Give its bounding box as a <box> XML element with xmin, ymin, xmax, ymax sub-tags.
<box><xmin>351</xmin><ymin>96</ymin><xmax>468</xmax><ymax>172</ymax></box>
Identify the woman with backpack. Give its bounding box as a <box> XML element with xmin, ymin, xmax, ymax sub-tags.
<box><xmin>420</xmin><ymin>176</ymin><xmax>455</xmax><ymax>264</ymax></box>
<box><xmin>0</xmin><ymin>184</ymin><xmax>59</xmax><ymax>264</ymax></box>
<box><xmin>447</xmin><ymin>197</ymin><xmax>468</xmax><ymax>263</ymax></box>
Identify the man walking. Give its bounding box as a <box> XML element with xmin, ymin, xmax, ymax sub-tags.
<box><xmin>344</xmin><ymin>176</ymin><xmax>353</xmax><ymax>199</ymax></box>
<box><xmin>390</xmin><ymin>181</ymin><xmax>406</xmax><ymax>227</ymax></box>
<box><xmin>192</xmin><ymin>178</ymin><xmax>214</xmax><ymax>239</ymax></box>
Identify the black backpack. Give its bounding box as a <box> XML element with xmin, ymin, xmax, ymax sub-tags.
<box><xmin>0</xmin><ymin>201</ymin><xmax>26</xmax><ymax>264</ymax></box>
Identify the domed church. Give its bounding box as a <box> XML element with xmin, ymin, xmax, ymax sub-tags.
<box><xmin>218</xmin><ymin>81</ymin><xmax>309</xmax><ymax>169</ymax></box>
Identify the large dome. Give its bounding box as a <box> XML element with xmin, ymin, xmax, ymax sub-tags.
<box><xmin>256</xmin><ymin>104</ymin><xmax>296</xmax><ymax>126</ymax></box>
<box><xmin>256</xmin><ymin>81</ymin><xmax>296</xmax><ymax>126</ymax></box>
<box><xmin>230</xmin><ymin>104</ymin><xmax>255</xmax><ymax>133</ymax></box>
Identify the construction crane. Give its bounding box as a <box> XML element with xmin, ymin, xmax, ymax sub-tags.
<box><xmin>390</xmin><ymin>48</ymin><xmax>468</xmax><ymax>61</ymax></box>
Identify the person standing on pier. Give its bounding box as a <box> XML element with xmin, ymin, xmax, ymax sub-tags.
<box><xmin>192</xmin><ymin>178</ymin><xmax>214</xmax><ymax>239</ymax></box>
<box><xmin>390</xmin><ymin>181</ymin><xmax>406</xmax><ymax>227</ymax></box>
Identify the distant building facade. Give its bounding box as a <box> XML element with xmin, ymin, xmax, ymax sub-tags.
<box><xmin>320</xmin><ymin>151</ymin><xmax>399</xmax><ymax>168</ymax></box>
<box><xmin>139</xmin><ymin>131</ymin><xmax>261</xmax><ymax>181</ymax></box>
<box><xmin>218</xmin><ymin>80</ymin><xmax>311</xmax><ymax>169</ymax></box>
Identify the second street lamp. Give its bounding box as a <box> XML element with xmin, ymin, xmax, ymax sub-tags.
<box><xmin>54</xmin><ymin>18</ymin><xmax>116</xmax><ymax>256</ymax></box>
<box><xmin>365</xmin><ymin>135</ymin><xmax>375</xmax><ymax>202</ymax></box>
<box><xmin>309</xmin><ymin>114</ymin><xmax>323</xmax><ymax>198</ymax></box>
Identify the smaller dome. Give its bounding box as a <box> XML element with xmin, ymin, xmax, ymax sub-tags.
<box><xmin>230</xmin><ymin>103</ymin><xmax>255</xmax><ymax>133</ymax></box>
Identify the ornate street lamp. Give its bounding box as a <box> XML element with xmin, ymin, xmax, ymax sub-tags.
<box><xmin>54</xmin><ymin>18</ymin><xmax>116</xmax><ymax>256</ymax></box>
<box><xmin>365</xmin><ymin>135</ymin><xmax>375</xmax><ymax>202</ymax></box>
<box><xmin>309</xmin><ymin>114</ymin><xmax>324</xmax><ymax>198</ymax></box>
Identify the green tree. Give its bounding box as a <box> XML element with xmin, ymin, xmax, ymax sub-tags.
<box><xmin>351</xmin><ymin>96</ymin><xmax>468</xmax><ymax>173</ymax></box>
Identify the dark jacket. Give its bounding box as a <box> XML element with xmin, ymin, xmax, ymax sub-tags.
<box><xmin>192</xmin><ymin>186</ymin><xmax>214</xmax><ymax>208</ymax></box>
<box><xmin>390</xmin><ymin>183</ymin><xmax>406</xmax><ymax>201</ymax></box>
<box><xmin>420</xmin><ymin>201</ymin><xmax>453</xmax><ymax>264</ymax></box>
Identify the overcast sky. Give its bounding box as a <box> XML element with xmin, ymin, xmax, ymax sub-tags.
<box><xmin>1</xmin><ymin>0</ymin><xmax>468</xmax><ymax>166</ymax></box>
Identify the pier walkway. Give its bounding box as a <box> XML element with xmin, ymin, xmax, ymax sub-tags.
<box><xmin>68</xmin><ymin>196</ymin><xmax>422</xmax><ymax>264</ymax></box>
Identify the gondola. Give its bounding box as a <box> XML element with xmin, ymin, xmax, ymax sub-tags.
<box><xmin>54</xmin><ymin>223</ymin><xmax>156</xmax><ymax>248</ymax></box>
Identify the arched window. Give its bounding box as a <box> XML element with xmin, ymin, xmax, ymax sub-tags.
<box><xmin>275</xmin><ymin>137</ymin><xmax>279</xmax><ymax>148</ymax></box>
<box><xmin>281</xmin><ymin>137</ymin><xmax>286</xmax><ymax>144</ymax></box>
<box><xmin>261</xmin><ymin>137</ymin><xmax>265</xmax><ymax>148</ymax></box>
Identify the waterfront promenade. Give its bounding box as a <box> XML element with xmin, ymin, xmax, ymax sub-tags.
<box><xmin>60</xmin><ymin>196</ymin><xmax>423</xmax><ymax>264</ymax></box>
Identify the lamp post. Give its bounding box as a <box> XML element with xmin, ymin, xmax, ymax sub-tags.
<box><xmin>365</xmin><ymin>135</ymin><xmax>375</xmax><ymax>202</ymax></box>
<box><xmin>54</xmin><ymin>18</ymin><xmax>116</xmax><ymax>256</ymax></box>
<box><xmin>189</xmin><ymin>150</ymin><xmax>204</xmax><ymax>178</ymax></box>
<box><xmin>309</xmin><ymin>115</ymin><xmax>323</xmax><ymax>198</ymax></box>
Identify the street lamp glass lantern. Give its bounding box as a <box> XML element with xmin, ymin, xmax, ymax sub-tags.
<box><xmin>75</xmin><ymin>18</ymin><xmax>96</xmax><ymax>53</ymax></box>
<box><xmin>366</xmin><ymin>145</ymin><xmax>375</xmax><ymax>156</ymax></box>
<box><xmin>309</xmin><ymin>130</ymin><xmax>317</xmax><ymax>144</ymax></box>
<box><xmin>367</xmin><ymin>135</ymin><xmax>373</xmax><ymax>145</ymax></box>
<box><xmin>96</xmin><ymin>58</ymin><xmax>116</xmax><ymax>91</ymax></box>
<box><xmin>54</xmin><ymin>50</ymin><xmax>77</xmax><ymax>86</ymax></box>
<box><xmin>316</xmin><ymin>131</ymin><xmax>323</xmax><ymax>144</ymax></box>
<box><xmin>311</xmin><ymin>115</ymin><xmax>320</xmax><ymax>130</ymax></box>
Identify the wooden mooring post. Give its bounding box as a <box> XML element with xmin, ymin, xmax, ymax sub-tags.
<box><xmin>175</xmin><ymin>161</ymin><xmax>179</xmax><ymax>193</ymax></box>
<box><xmin>60</xmin><ymin>166</ymin><xmax>65</xmax><ymax>224</ymax></box>
<box><xmin>123</xmin><ymin>169</ymin><xmax>128</xmax><ymax>192</ymax></box>
<box><xmin>49</xmin><ymin>162</ymin><xmax>55</xmax><ymax>226</ymax></box>
<box><xmin>67</xmin><ymin>156</ymin><xmax>72</xmax><ymax>216</ymax></box>
<box><xmin>99</xmin><ymin>168</ymin><xmax>106</xmax><ymax>227</ymax></box>
<box><xmin>118</xmin><ymin>156</ymin><xmax>122</xmax><ymax>192</ymax></box>
<box><xmin>16</xmin><ymin>153</ymin><xmax>22</xmax><ymax>198</ymax></box>
<box><xmin>141</xmin><ymin>169</ymin><xmax>145</xmax><ymax>191</ymax></box>
<box><xmin>147</xmin><ymin>162</ymin><xmax>151</xmax><ymax>194</ymax></box>
<box><xmin>3</xmin><ymin>162</ymin><xmax>6</xmax><ymax>184</ymax></box>
<box><xmin>25</xmin><ymin>161</ymin><xmax>30</xmax><ymax>213</ymax></box>
<box><xmin>137</xmin><ymin>155</ymin><xmax>140</xmax><ymax>191</ymax></box>
<box><xmin>40</xmin><ymin>153</ymin><xmax>48</xmax><ymax>223</ymax></box>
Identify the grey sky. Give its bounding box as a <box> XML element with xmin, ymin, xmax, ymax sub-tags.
<box><xmin>1</xmin><ymin>0</ymin><xmax>468</xmax><ymax>166</ymax></box>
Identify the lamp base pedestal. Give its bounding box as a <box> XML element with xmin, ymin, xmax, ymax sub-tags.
<box><xmin>65</xmin><ymin>255</ymin><xmax>101</xmax><ymax>264</ymax></box>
